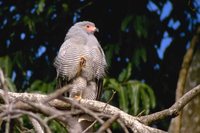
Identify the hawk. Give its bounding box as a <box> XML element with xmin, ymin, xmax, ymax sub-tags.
<box><xmin>54</xmin><ymin>21</ymin><xmax>107</xmax><ymax>101</ymax></box>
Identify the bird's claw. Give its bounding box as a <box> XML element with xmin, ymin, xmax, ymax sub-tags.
<box><xmin>74</xmin><ymin>95</ymin><xmax>82</xmax><ymax>101</ymax></box>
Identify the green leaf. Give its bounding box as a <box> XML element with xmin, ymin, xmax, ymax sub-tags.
<box><xmin>128</xmin><ymin>83</ymin><xmax>140</xmax><ymax>115</ymax></box>
<box><xmin>29</xmin><ymin>80</ymin><xmax>42</xmax><ymax>92</ymax></box>
<box><xmin>0</xmin><ymin>56</ymin><xmax>13</xmax><ymax>77</ymax></box>
<box><xmin>118</xmin><ymin>68</ymin><xmax>127</xmax><ymax>82</ymax></box>
<box><xmin>132</xmin><ymin>48</ymin><xmax>147</xmax><ymax>67</ymax></box>
<box><xmin>108</xmin><ymin>78</ymin><xmax>120</xmax><ymax>91</ymax></box>
<box><xmin>37</xmin><ymin>0</ymin><xmax>45</xmax><ymax>15</ymax></box>
<box><xmin>23</xmin><ymin>16</ymin><xmax>36</xmax><ymax>32</ymax></box>
<box><xmin>140</xmin><ymin>86</ymin><xmax>150</xmax><ymax>114</ymax></box>
<box><xmin>102</xmin><ymin>90</ymin><xmax>113</xmax><ymax>102</ymax></box>
<box><xmin>5</xmin><ymin>77</ymin><xmax>16</xmax><ymax>92</ymax></box>
<box><xmin>118</xmin><ymin>63</ymin><xmax>132</xmax><ymax>82</ymax></box>
<box><xmin>127</xmin><ymin>80</ymin><xmax>156</xmax><ymax>115</ymax></box>
<box><xmin>14</xmin><ymin>52</ymin><xmax>23</xmax><ymax>70</ymax></box>
<box><xmin>49</xmin><ymin>120</ymin><xmax>67</xmax><ymax>133</ymax></box>
<box><xmin>118</xmin><ymin>85</ymin><xmax>128</xmax><ymax>112</ymax></box>
<box><xmin>126</xmin><ymin>63</ymin><xmax>132</xmax><ymax>80</ymax></box>
<box><xmin>140</xmin><ymin>48</ymin><xmax>147</xmax><ymax>62</ymax></box>
<box><xmin>104</xmin><ymin>44</ymin><xmax>120</xmax><ymax>66</ymax></box>
<box><xmin>121</xmin><ymin>15</ymin><xmax>133</xmax><ymax>31</ymax></box>
<box><xmin>142</xmin><ymin>84</ymin><xmax>156</xmax><ymax>108</ymax></box>
<box><xmin>62</xmin><ymin>3</ymin><xmax>69</xmax><ymax>12</ymax></box>
<box><xmin>29</xmin><ymin>80</ymin><xmax>55</xmax><ymax>93</ymax></box>
<box><xmin>133</xmin><ymin>16</ymin><xmax>148</xmax><ymax>38</ymax></box>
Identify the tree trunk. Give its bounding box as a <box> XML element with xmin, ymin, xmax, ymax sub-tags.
<box><xmin>180</xmin><ymin>49</ymin><xmax>200</xmax><ymax>133</ymax></box>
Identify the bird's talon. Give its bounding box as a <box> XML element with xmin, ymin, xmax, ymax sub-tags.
<box><xmin>74</xmin><ymin>95</ymin><xmax>82</xmax><ymax>101</ymax></box>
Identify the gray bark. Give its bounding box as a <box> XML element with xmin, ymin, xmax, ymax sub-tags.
<box><xmin>181</xmin><ymin>49</ymin><xmax>200</xmax><ymax>133</ymax></box>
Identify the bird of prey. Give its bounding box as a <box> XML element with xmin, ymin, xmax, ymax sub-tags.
<box><xmin>54</xmin><ymin>21</ymin><xmax>107</xmax><ymax>132</ymax></box>
<box><xmin>54</xmin><ymin>21</ymin><xmax>107</xmax><ymax>101</ymax></box>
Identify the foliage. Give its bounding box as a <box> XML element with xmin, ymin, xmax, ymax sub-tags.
<box><xmin>28</xmin><ymin>79</ymin><xmax>56</xmax><ymax>93</ymax></box>
<box><xmin>0</xmin><ymin>56</ymin><xmax>16</xmax><ymax>91</ymax></box>
<box><xmin>0</xmin><ymin>0</ymin><xmax>200</xmax><ymax>131</ymax></box>
<box><xmin>104</xmin><ymin>63</ymin><xmax>156</xmax><ymax>115</ymax></box>
<box><xmin>49</xmin><ymin>120</ymin><xmax>67</xmax><ymax>133</ymax></box>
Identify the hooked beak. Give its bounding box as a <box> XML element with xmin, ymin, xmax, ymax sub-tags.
<box><xmin>95</xmin><ymin>27</ymin><xmax>99</xmax><ymax>32</ymax></box>
<box><xmin>88</xmin><ymin>26</ymin><xmax>99</xmax><ymax>33</ymax></box>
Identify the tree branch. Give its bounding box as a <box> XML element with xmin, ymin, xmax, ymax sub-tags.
<box><xmin>170</xmin><ymin>26</ymin><xmax>200</xmax><ymax>133</ymax></box>
<box><xmin>1</xmin><ymin>84</ymin><xmax>199</xmax><ymax>132</ymax></box>
<box><xmin>0</xmin><ymin>89</ymin><xmax>164</xmax><ymax>132</ymax></box>
<box><xmin>29</xmin><ymin>117</ymin><xmax>44</xmax><ymax>133</ymax></box>
<box><xmin>139</xmin><ymin>84</ymin><xmax>200</xmax><ymax>125</ymax></box>
<box><xmin>96</xmin><ymin>113</ymin><xmax>119</xmax><ymax>133</ymax></box>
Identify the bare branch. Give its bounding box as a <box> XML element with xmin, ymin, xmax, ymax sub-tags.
<box><xmin>102</xmin><ymin>90</ymin><xmax>116</xmax><ymax>111</ymax></box>
<box><xmin>42</xmin><ymin>85</ymin><xmax>72</xmax><ymax>103</ymax></box>
<box><xmin>5</xmin><ymin>85</ymin><xmax>200</xmax><ymax>132</ymax></box>
<box><xmin>96</xmin><ymin>113</ymin><xmax>119</xmax><ymax>133</ymax></box>
<box><xmin>1</xmin><ymin>109</ymin><xmax>51</xmax><ymax>133</ymax></box>
<box><xmin>5</xmin><ymin>115</ymin><xmax>10</xmax><ymax>133</ymax></box>
<box><xmin>139</xmin><ymin>84</ymin><xmax>200</xmax><ymax>125</ymax></box>
<box><xmin>79</xmin><ymin>99</ymin><xmax>166</xmax><ymax>133</ymax></box>
<box><xmin>82</xmin><ymin>120</ymin><xmax>97</xmax><ymax>133</ymax></box>
<box><xmin>82</xmin><ymin>90</ymin><xmax>116</xmax><ymax>133</ymax></box>
<box><xmin>20</xmin><ymin>99</ymin><xmax>82</xmax><ymax>133</ymax></box>
<box><xmin>117</xmin><ymin>119</ymin><xmax>129</xmax><ymax>133</ymax></box>
<box><xmin>29</xmin><ymin>117</ymin><xmax>44</xmax><ymax>133</ymax></box>
<box><xmin>59</xmin><ymin>97</ymin><xmax>105</xmax><ymax>125</ymax></box>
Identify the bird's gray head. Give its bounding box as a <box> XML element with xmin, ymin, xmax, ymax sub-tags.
<box><xmin>65</xmin><ymin>21</ymin><xmax>99</xmax><ymax>40</ymax></box>
<box><xmin>72</xmin><ymin>21</ymin><xmax>99</xmax><ymax>34</ymax></box>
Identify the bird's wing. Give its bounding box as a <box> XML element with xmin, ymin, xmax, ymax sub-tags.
<box><xmin>54</xmin><ymin>37</ymin><xmax>87</xmax><ymax>81</ymax></box>
<box><xmin>96</xmin><ymin>78</ymin><xmax>103</xmax><ymax>100</ymax></box>
<box><xmin>89</xmin><ymin>45</ymin><xmax>107</xmax><ymax>100</ymax></box>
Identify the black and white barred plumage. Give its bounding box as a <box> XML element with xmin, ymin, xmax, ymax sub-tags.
<box><xmin>54</xmin><ymin>21</ymin><xmax>107</xmax><ymax>100</ymax></box>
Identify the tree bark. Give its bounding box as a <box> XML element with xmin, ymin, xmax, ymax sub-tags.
<box><xmin>169</xmin><ymin>26</ymin><xmax>200</xmax><ymax>133</ymax></box>
<box><xmin>1</xmin><ymin>84</ymin><xmax>200</xmax><ymax>133</ymax></box>
<box><xmin>180</xmin><ymin>49</ymin><xmax>200</xmax><ymax>133</ymax></box>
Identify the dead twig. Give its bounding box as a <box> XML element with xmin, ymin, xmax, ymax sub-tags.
<box><xmin>42</xmin><ymin>85</ymin><xmax>72</xmax><ymax>103</ymax></box>
<box><xmin>96</xmin><ymin>113</ymin><xmax>119</xmax><ymax>133</ymax></box>
<box><xmin>1</xmin><ymin>109</ymin><xmax>51</xmax><ymax>133</ymax></box>
<box><xmin>59</xmin><ymin>97</ymin><xmax>105</xmax><ymax>125</ymax></box>
<box><xmin>29</xmin><ymin>117</ymin><xmax>44</xmax><ymax>133</ymax></box>
<box><xmin>82</xmin><ymin>90</ymin><xmax>116</xmax><ymax>133</ymax></box>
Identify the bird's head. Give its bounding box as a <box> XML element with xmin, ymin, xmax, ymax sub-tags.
<box><xmin>74</xmin><ymin>21</ymin><xmax>99</xmax><ymax>34</ymax></box>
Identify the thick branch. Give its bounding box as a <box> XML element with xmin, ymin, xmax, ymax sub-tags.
<box><xmin>0</xmin><ymin>89</ymin><xmax>165</xmax><ymax>133</ymax></box>
<box><xmin>140</xmin><ymin>84</ymin><xmax>200</xmax><ymax>125</ymax></box>
<box><xmin>0</xmin><ymin>90</ymin><xmax>71</xmax><ymax>110</ymax></box>
<box><xmin>172</xmin><ymin>26</ymin><xmax>200</xmax><ymax>133</ymax></box>
<box><xmin>1</xmin><ymin>84</ymin><xmax>200</xmax><ymax>132</ymax></box>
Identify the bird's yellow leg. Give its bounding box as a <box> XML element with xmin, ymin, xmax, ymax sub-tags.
<box><xmin>74</xmin><ymin>94</ymin><xmax>82</xmax><ymax>101</ymax></box>
<box><xmin>71</xmin><ymin>90</ymin><xmax>82</xmax><ymax>101</ymax></box>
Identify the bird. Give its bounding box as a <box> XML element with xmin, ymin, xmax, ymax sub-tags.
<box><xmin>54</xmin><ymin>21</ymin><xmax>107</xmax><ymax>100</ymax></box>
<box><xmin>54</xmin><ymin>21</ymin><xmax>107</xmax><ymax>132</ymax></box>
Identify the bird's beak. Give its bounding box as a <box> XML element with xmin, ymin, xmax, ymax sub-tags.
<box><xmin>87</xmin><ymin>26</ymin><xmax>99</xmax><ymax>33</ymax></box>
<box><xmin>90</xmin><ymin>26</ymin><xmax>99</xmax><ymax>32</ymax></box>
<box><xmin>95</xmin><ymin>27</ymin><xmax>99</xmax><ymax>32</ymax></box>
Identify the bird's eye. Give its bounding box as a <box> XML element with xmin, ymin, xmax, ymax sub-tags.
<box><xmin>86</xmin><ymin>25</ymin><xmax>90</xmax><ymax>28</ymax></box>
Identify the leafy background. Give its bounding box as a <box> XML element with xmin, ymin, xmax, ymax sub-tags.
<box><xmin>0</xmin><ymin>0</ymin><xmax>200</xmax><ymax>131</ymax></box>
